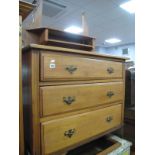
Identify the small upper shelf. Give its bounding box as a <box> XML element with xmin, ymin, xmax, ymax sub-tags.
<box><xmin>19</xmin><ymin>0</ymin><xmax>36</xmax><ymax>20</ymax></box>
<box><xmin>26</xmin><ymin>27</ymin><xmax>95</xmax><ymax>51</ymax></box>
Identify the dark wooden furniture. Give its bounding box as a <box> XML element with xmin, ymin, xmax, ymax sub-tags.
<box><xmin>19</xmin><ymin>1</ymin><xmax>36</xmax><ymax>155</ymax></box>
<box><xmin>124</xmin><ymin>107</ymin><xmax>135</xmax><ymax>150</ymax></box>
<box><xmin>124</xmin><ymin>68</ymin><xmax>135</xmax><ymax>150</ymax></box>
<box><xmin>22</xmin><ymin>42</ymin><xmax>127</xmax><ymax>155</ymax></box>
<box><xmin>19</xmin><ymin>1</ymin><xmax>36</xmax><ymax>20</ymax></box>
<box><xmin>115</xmin><ymin>67</ymin><xmax>135</xmax><ymax>151</ymax></box>
<box><xmin>19</xmin><ymin>14</ymin><xmax>24</xmax><ymax>155</ymax></box>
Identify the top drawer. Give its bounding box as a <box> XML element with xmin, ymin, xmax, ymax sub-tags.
<box><xmin>40</xmin><ymin>52</ymin><xmax>123</xmax><ymax>81</ymax></box>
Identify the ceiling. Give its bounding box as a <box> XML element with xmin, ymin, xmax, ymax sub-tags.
<box><xmin>26</xmin><ymin>0</ymin><xmax>135</xmax><ymax>47</ymax></box>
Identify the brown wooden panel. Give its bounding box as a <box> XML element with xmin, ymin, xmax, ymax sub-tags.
<box><xmin>19</xmin><ymin>15</ymin><xmax>24</xmax><ymax>155</ymax></box>
<box><xmin>23</xmin><ymin>44</ymin><xmax>128</xmax><ymax>61</ymax></box>
<box><xmin>41</xmin><ymin>104</ymin><xmax>122</xmax><ymax>154</ymax></box>
<box><xmin>22</xmin><ymin>50</ymin><xmax>41</xmax><ymax>155</ymax></box>
<box><xmin>40</xmin><ymin>82</ymin><xmax>123</xmax><ymax>116</ymax></box>
<box><xmin>19</xmin><ymin>0</ymin><xmax>36</xmax><ymax>20</ymax></box>
<box><xmin>40</xmin><ymin>53</ymin><xmax>123</xmax><ymax>81</ymax></box>
<box><xmin>27</xmin><ymin>28</ymin><xmax>94</xmax><ymax>51</ymax></box>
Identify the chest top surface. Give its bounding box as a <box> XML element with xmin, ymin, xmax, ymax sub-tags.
<box><xmin>23</xmin><ymin>44</ymin><xmax>128</xmax><ymax>62</ymax></box>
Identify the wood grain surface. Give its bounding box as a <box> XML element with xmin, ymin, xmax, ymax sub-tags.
<box><xmin>41</xmin><ymin>104</ymin><xmax>122</xmax><ymax>154</ymax></box>
<box><xmin>40</xmin><ymin>82</ymin><xmax>123</xmax><ymax>116</ymax></box>
<box><xmin>40</xmin><ymin>52</ymin><xmax>123</xmax><ymax>81</ymax></box>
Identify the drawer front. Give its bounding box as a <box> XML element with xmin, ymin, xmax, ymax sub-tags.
<box><xmin>40</xmin><ymin>53</ymin><xmax>123</xmax><ymax>81</ymax></box>
<box><xmin>40</xmin><ymin>82</ymin><xmax>124</xmax><ymax>117</ymax></box>
<box><xmin>41</xmin><ymin>104</ymin><xmax>122</xmax><ymax>154</ymax></box>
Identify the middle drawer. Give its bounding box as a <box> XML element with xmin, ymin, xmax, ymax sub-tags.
<box><xmin>40</xmin><ymin>82</ymin><xmax>123</xmax><ymax>117</ymax></box>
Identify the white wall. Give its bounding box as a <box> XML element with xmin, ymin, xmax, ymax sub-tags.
<box><xmin>96</xmin><ymin>43</ymin><xmax>135</xmax><ymax>62</ymax></box>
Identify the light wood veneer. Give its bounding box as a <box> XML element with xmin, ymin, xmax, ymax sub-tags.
<box><xmin>22</xmin><ymin>44</ymin><xmax>127</xmax><ymax>155</ymax></box>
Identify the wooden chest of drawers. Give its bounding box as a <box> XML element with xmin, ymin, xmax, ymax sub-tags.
<box><xmin>22</xmin><ymin>44</ymin><xmax>126</xmax><ymax>155</ymax></box>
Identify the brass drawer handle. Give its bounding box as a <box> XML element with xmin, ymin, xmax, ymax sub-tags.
<box><xmin>63</xmin><ymin>96</ymin><xmax>75</xmax><ymax>105</ymax></box>
<box><xmin>106</xmin><ymin>116</ymin><xmax>113</xmax><ymax>122</ymax></box>
<box><xmin>107</xmin><ymin>67</ymin><xmax>114</xmax><ymax>74</ymax></box>
<box><xmin>64</xmin><ymin>128</ymin><xmax>76</xmax><ymax>138</ymax></box>
<box><xmin>107</xmin><ymin>91</ymin><xmax>114</xmax><ymax>98</ymax></box>
<box><xmin>66</xmin><ymin>65</ymin><xmax>77</xmax><ymax>74</ymax></box>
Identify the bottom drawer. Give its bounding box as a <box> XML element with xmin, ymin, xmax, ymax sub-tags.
<box><xmin>67</xmin><ymin>136</ymin><xmax>121</xmax><ymax>155</ymax></box>
<box><xmin>41</xmin><ymin>104</ymin><xmax>122</xmax><ymax>155</ymax></box>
